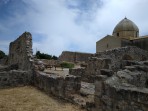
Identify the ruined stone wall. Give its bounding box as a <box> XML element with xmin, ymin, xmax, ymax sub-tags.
<box><xmin>121</xmin><ymin>37</ymin><xmax>148</xmax><ymax>52</ymax></box>
<box><xmin>95</xmin><ymin>46</ymin><xmax>148</xmax><ymax>71</ymax></box>
<box><xmin>34</xmin><ymin>71</ymin><xmax>81</xmax><ymax>99</ymax></box>
<box><xmin>8</xmin><ymin>32</ymin><xmax>33</xmax><ymax>71</ymax></box>
<box><xmin>70</xmin><ymin>58</ymin><xmax>111</xmax><ymax>82</ymax></box>
<box><xmin>94</xmin><ymin>61</ymin><xmax>148</xmax><ymax>111</ymax></box>
<box><xmin>59</xmin><ymin>51</ymin><xmax>93</xmax><ymax>63</ymax></box>
<box><xmin>0</xmin><ymin>70</ymin><xmax>32</xmax><ymax>88</ymax></box>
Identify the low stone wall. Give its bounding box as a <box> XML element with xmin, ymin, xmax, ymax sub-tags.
<box><xmin>0</xmin><ymin>70</ymin><xmax>32</xmax><ymax>88</ymax></box>
<box><xmin>95</xmin><ymin>46</ymin><xmax>148</xmax><ymax>71</ymax></box>
<box><xmin>59</xmin><ymin>51</ymin><xmax>93</xmax><ymax>63</ymax></box>
<box><xmin>34</xmin><ymin>71</ymin><xmax>81</xmax><ymax>99</ymax></box>
<box><xmin>94</xmin><ymin>60</ymin><xmax>148</xmax><ymax>111</ymax></box>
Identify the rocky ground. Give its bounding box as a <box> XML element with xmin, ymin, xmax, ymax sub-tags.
<box><xmin>0</xmin><ymin>86</ymin><xmax>86</xmax><ymax>111</ymax></box>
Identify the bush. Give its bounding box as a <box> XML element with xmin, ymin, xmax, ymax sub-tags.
<box><xmin>0</xmin><ymin>50</ymin><xmax>6</xmax><ymax>59</ymax></box>
<box><xmin>60</xmin><ymin>62</ymin><xmax>74</xmax><ymax>69</ymax></box>
<box><xmin>36</xmin><ymin>51</ymin><xmax>58</xmax><ymax>60</ymax></box>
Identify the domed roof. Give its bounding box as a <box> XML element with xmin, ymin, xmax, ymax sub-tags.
<box><xmin>113</xmin><ymin>17</ymin><xmax>139</xmax><ymax>33</ymax></box>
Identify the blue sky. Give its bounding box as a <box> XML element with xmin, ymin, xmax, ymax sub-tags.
<box><xmin>0</xmin><ymin>0</ymin><xmax>148</xmax><ymax>56</ymax></box>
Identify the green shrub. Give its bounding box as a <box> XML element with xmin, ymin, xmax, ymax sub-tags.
<box><xmin>36</xmin><ymin>51</ymin><xmax>58</xmax><ymax>60</ymax></box>
<box><xmin>60</xmin><ymin>62</ymin><xmax>74</xmax><ymax>69</ymax></box>
<box><xmin>0</xmin><ymin>50</ymin><xmax>6</xmax><ymax>59</ymax></box>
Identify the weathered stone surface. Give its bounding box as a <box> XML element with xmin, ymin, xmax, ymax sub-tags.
<box><xmin>69</xmin><ymin>68</ymin><xmax>85</xmax><ymax>77</ymax></box>
<box><xmin>94</xmin><ymin>61</ymin><xmax>148</xmax><ymax>111</ymax></box>
<box><xmin>34</xmin><ymin>59</ymin><xmax>45</xmax><ymax>71</ymax></box>
<box><xmin>95</xmin><ymin>46</ymin><xmax>148</xmax><ymax>71</ymax></box>
<box><xmin>0</xmin><ymin>70</ymin><xmax>32</xmax><ymax>88</ymax></box>
<box><xmin>0</xmin><ymin>32</ymin><xmax>34</xmax><ymax>89</ymax></box>
<box><xmin>59</xmin><ymin>51</ymin><xmax>93</xmax><ymax>63</ymax></box>
<box><xmin>34</xmin><ymin>71</ymin><xmax>81</xmax><ymax>99</ymax></box>
<box><xmin>85</xmin><ymin>58</ymin><xmax>111</xmax><ymax>76</ymax></box>
<box><xmin>69</xmin><ymin>58</ymin><xmax>111</xmax><ymax>83</ymax></box>
<box><xmin>8</xmin><ymin>32</ymin><xmax>33</xmax><ymax>71</ymax></box>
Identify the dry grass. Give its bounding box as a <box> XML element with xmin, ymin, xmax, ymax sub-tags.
<box><xmin>0</xmin><ymin>86</ymin><xmax>86</xmax><ymax>111</ymax></box>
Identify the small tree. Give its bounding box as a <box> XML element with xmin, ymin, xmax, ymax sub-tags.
<box><xmin>36</xmin><ymin>51</ymin><xmax>58</xmax><ymax>60</ymax></box>
<box><xmin>60</xmin><ymin>62</ymin><xmax>74</xmax><ymax>69</ymax></box>
<box><xmin>0</xmin><ymin>50</ymin><xmax>6</xmax><ymax>59</ymax></box>
<box><xmin>52</xmin><ymin>55</ymin><xmax>58</xmax><ymax>60</ymax></box>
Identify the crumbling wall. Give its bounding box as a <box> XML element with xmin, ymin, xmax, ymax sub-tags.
<box><xmin>95</xmin><ymin>46</ymin><xmax>148</xmax><ymax>71</ymax></box>
<box><xmin>34</xmin><ymin>71</ymin><xmax>81</xmax><ymax>99</ymax></box>
<box><xmin>70</xmin><ymin>58</ymin><xmax>111</xmax><ymax>82</ymax></box>
<box><xmin>0</xmin><ymin>32</ymin><xmax>34</xmax><ymax>88</ymax></box>
<box><xmin>94</xmin><ymin>61</ymin><xmax>148</xmax><ymax>111</ymax></box>
<box><xmin>0</xmin><ymin>70</ymin><xmax>32</xmax><ymax>88</ymax></box>
<box><xmin>59</xmin><ymin>51</ymin><xmax>93</xmax><ymax>63</ymax></box>
<box><xmin>8</xmin><ymin>32</ymin><xmax>33</xmax><ymax>70</ymax></box>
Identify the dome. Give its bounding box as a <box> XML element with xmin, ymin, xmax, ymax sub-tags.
<box><xmin>113</xmin><ymin>17</ymin><xmax>139</xmax><ymax>39</ymax></box>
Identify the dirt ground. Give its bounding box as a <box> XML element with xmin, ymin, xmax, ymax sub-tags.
<box><xmin>0</xmin><ymin>86</ymin><xmax>86</xmax><ymax>111</ymax></box>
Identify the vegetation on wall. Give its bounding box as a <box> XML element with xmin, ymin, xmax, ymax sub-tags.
<box><xmin>36</xmin><ymin>51</ymin><xmax>58</xmax><ymax>60</ymax></box>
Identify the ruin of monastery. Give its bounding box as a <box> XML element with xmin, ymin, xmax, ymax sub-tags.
<box><xmin>0</xmin><ymin>18</ymin><xmax>148</xmax><ymax>111</ymax></box>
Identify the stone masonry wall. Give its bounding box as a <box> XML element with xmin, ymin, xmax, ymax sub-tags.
<box><xmin>0</xmin><ymin>70</ymin><xmax>32</xmax><ymax>88</ymax></box>
<box><xmin>94</xmin><ymin>60</ymin><xmax>148</xmax><ymax>111</ymax></box>
<box><xmin>8</xmin><ymin>32</ymin><xmax>33</xmax><ymax>71</ymax></box>
<box><xmin>34</xmin><ymin>71</ymin><xmax>81</xmax><ymax>99</ymax></box>
<box><xmin>0</xmin><ymin>32</ymin><xmax>34</xmax><ymax>88</ymax></box>
<box><xmin>95</xmin><ymin>46</ymin><xmax>148</xmax><ymax>71</ymax></box>
<box><xmin>69</xmin><ymin>58</ymin><xmax>111</xmax><ymax>82</ymax></box>
<box><xmin>59</xmin><ymin>51</ymin><xmax>93</xmax><ymax>63</ymax></box>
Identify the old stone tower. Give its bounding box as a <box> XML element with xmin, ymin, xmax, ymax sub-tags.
<box><xmin>96</xmin><ymin>17</ymin><xmax>148</xmax><ymax>52</ymax></box>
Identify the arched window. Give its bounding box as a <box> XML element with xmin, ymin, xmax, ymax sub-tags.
<box><xmin>117</xmin><ymin>33</ymin><xmax>119</xmax><ymax>36</ymax></box>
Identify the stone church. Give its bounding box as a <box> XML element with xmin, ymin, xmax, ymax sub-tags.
<box><xmin>96</xmin><ymin>17</ymin><xmax>148</xmax><ymax>53</ymax></box>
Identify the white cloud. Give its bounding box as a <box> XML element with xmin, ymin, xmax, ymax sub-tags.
<box><xmin>1</xmin><ymin>0</ymin><xmax>148</xmax><ymax>56</ymax></box>
<box><xmin>21</xmin><ymin>0</ymin><xmax>100</xmax><ymax>55</ymax></box>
